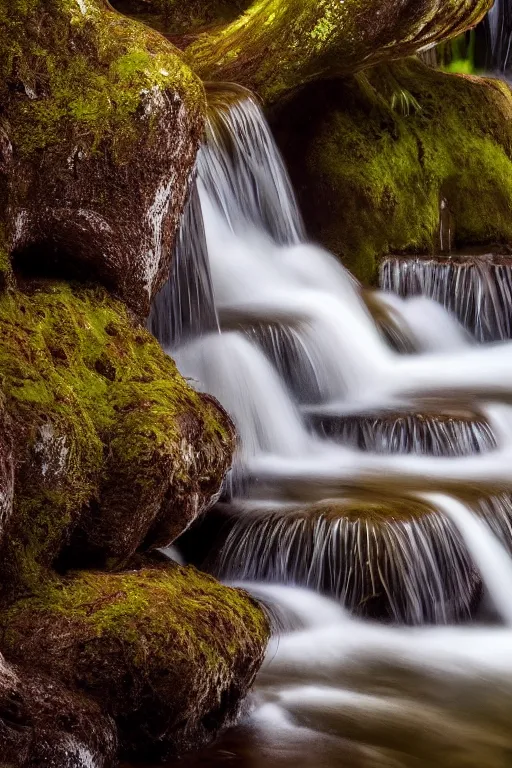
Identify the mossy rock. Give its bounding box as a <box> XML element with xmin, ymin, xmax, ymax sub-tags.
<box><xmin>0</xmin><ymin>563</ymin><xmax>270</xmax><ymax>761</ymax></box>
<box><xmin>186</xmin><ymin>0</ymin><xmax>492</xmax><ymax>103</ymax></box>
<box><xmin>110</xmin><ymin>0</ymin><xmax>251</xmax><ymax>38</ymax></box>
<box><xmin>0</xmin><ymin>279</ymin><xmax>234</xmax><ymax>589</ymax></box>
<box><xmin>272</xmin><ymin>59</ymin><xmax>512</xmax><ymax>283</ymax></box>
<box><xmin>0</xmin><ymin>0</ymin><xmax>205</xmax><ymax>316</ymax></box>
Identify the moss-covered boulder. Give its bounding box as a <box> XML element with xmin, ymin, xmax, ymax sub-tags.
<box><xmin>272</xmin><ymin>59</ymin><xmax>512</xmax><ymax>283</ymax></box>
<box><xmin>0</xmin><ymin>563</ymin><xmax>270</xmax><ymax>761</ymax></box>
<box><xmin>0</xmin><ymin>0</ymin><xmax>205</xmax><ymax>316</ymax></box>
<box><xmin>0</xmin><ymin>279</ymin><xmax>234</xmax><ymax>587</ymax></box>
<box><xmin>186</xmin><ymin>0</ymin><xmax>492</xmax><ymax>103</ymax></box>
<box><xmin>0</xmin><ymin>652</ymin><xmax>118</xmax><ymax>767</ymax></box>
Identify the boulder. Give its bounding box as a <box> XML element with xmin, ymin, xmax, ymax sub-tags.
<box><xmin>0</xmin><ymin>653</ymin><xmax>117</xmax><ymax>768</ymax></box>
<box><xmin>0</xmin><ymin>563</ymin><xmax>270</xmax><ymax>761</ymax></box>
<box><xmin>0</xmin><ymin>280</ymin><xmax>234</xmax><ymax>586</ymax></box>
<box><xmin>272</xmin><ymin>59</ymin><xmax>512</xmax><ymax>282</ymax></box>
<box><xmin>0</xmin><ymin>0</ymin><xmax>205</xmax><ymax>316</ymax></box>
<box><xmin>186</xmin><ymin>0</ymin><xmax>492</xmax><ymax>103</ymax></box>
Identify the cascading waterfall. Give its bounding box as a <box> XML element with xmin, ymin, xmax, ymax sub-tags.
<box><xmin>210</xmin><ymin>498</ymin><xmax>481</xmax><ymax>624</ymax></box>
<box><xmin>380</xmin><ymin>256</ymin><xmax>512</xmax><ymax>343</ymax></box>
<box><xmin>152</xmin><ymin>84</ymin><xmax>512</xmax><ymax>628</ymax></box>
<box><xmin>313</xmin><ymin>413</ymin><xmax>495</xmax><ymax>456</ymax></box>
<box><xmin>148</xmin><ymin>181</ymin><xmax>218</xmax><ymax>346</ymax></box>
<box><xmin>185</xmin><ymin>508</ymin><xmax>512</xmax><ymax>766</ymax></box>
<box><xmin>486</xmin><ymin>0</ymin><xmax>512</xmax><ymax>72</ymax></box>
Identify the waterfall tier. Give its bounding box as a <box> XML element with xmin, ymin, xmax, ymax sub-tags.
<box><xmin>380</xmin><ymin>255</ymin><xmax>512</xmax><ymax>342</ymax></box>
<box><xmin>151</xmin><ymin>84</ymin><xmax>512</xmax><ymax>625</ymax></box>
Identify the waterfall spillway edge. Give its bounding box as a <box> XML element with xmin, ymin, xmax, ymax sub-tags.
<box><xmin>151</xmin><ymin>84</ymin><xmax>512</xmax><ymax>765</ymax></box>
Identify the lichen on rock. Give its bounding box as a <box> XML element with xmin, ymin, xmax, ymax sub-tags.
<box><xmin>0</xmin><ymin>0</ymin><xmax>206</xmax><ymax>316</ymax></box>
<box><xmin>0</xmin><ymin>562</ymin><xmax>270</xmax><ymax>761</ymax></box>
<box><xmin>272</xmin><ymin>58</ymin><xmax>512</xmax><ymax>282</ymax></box>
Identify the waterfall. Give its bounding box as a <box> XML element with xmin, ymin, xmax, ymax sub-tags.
<box><xmin>151</xmin><ymin>84</ymin><xmax>512</xmax><ymax>625</ymax></box>
<box><xmin>380</xmin><ymin>256</ymin><xmax>512</xmax><ymax>343</ymax></box>
<box><xmin>425</xmin><ymin>494</ymin><xmax>512</xmax><ymax>625</ymax></box>
<box><xmin>148</xmin><ymin>181</ymin><xmax>218</xmax><ymax>346</ymax></box>
<box><xmin>486</xmin><ymin>0</ymin><xmax>512</xmax><ymax>72</ymax></box>
<box><xmin>211</xmin><ymin>498</ymin><xmax>480</xmax><ymax>624</ymax></box>
<box><xmin>312</xmin><ymin>413</ymin><xmax>495</xmax><ymax>456</ymax></box>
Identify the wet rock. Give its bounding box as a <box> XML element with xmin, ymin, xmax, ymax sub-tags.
<box><xmin>186</xmin><ymin>0</ymin><xmax>492</xmax><ymax>103</ymax></box>
<box><xmin>0</xmin><ymin>396</ymin><xmax>14</xmax><ymax>553</ymax></box>
<box><xmin>0</xmin><ymin>281</ymin><xmax>234</xmax><ymax>585</ymax></box>
<box><xmin>0</xmin><ymin>653</ymin><xmax>117</xmax><ymax>767</ymax></box>
<box><xmin>0</xmin><ymin>563</ymin><xmax>270</xmax><ymax>762</ymax></box>
<box><xmin>272</xmin><ymin>59</ymin><xmax>512</xmax><ymax>282</ymax></box>
<box><xmin>1</xmin><ymin>0</ymin><xmax>205</xmax><ymax>316</ymax></box>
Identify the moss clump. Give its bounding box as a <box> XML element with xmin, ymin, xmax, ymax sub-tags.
<box><xmin>0</xmin><ymin>562</ymin><xmax>270</xmax><ymax>761</ymax></box>
<box><xmin>185</xmin><ymin>0</ymin><xmax>492</xmax><ymax>103</ymax></box>
<box><xmin>272</xmin><ymin>59</ymin><xmax>512</xmax><ymax>283</ymax></box>
<box><xmin>0</xmin><ymin>0</ymin><xmax>202</xmax><ymax>159</ymax></box>
<box><xmin>1</xmin><ymin>0</ymin><xmax>206</xmax><ymax>316</ymax></box>
<box><xmin>0</xmin><ymin>279</ymin><xmax>234</xmax><ymax>590</ymax></box>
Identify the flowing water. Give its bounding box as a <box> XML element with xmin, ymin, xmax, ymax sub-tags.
<box><xmin>148</xmin><ymin>42</ymin><xmax>512</xmax><ymax>766</ymax></box>
<box><xmin>487</xmin><ymin>0</ymin><xmax>512</xmax><ymax>72</ymax></box>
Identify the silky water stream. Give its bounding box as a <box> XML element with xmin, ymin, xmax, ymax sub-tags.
<box><xmin>147</xmin><ymin>82</ymin><xmax>512</xmax><ymax>767</ymax></box>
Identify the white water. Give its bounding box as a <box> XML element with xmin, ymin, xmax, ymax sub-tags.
<box><xmin>143</xmin><ymin>68</ymin><xmax>512</xmax><ymax>765</ymax></box>
<box><xmin>198</xmin><ymin>508</ymin><xmax>512</xmax><ymax>765</ymax></box>
<box><xmin>216</xmin><ymin>505</ymin><xmax>512</xmax><ymax>764</ymax></box>
<box><xmin>240</xmin><ymin>577</ymin><xmax>512</xmax><ymax>767</ymax></box>
<box><xmin>150</xmin><ymin>83</ymin><xmax>512</xmax><ymax>761</ymax></box>
<box><xmin>152</xmin><ymin>87</ymin><xmax>512</xmax><ymax>622</ymax></box>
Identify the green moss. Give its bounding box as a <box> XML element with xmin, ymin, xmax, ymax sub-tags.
<box><xmin>0</xmin><ymin>564</ymin><xmax>270</xmax><ymax>758</ymax></box>
<box><xmin>185</xmin><ymin>0</ymin><xmax>492</xmax><ymax>103</ymax></box>
<box><xmin>110</xmin><ymin>0</ymin><xmax>251</xmax><ymax>36</ymax></box>
<box><xmin>273</xmin><ymin>59</ymin><xmax>512</xmax><ymax>282</ymax></box>
<box><xmin>0</xmin><ymin>0</ymin><xmax>203</xmax><ymax>160</ymax></box>
<box><xmin>0</xmin><ymin>280</ymin><xmax>232</xmax><ymax>590</ymax></box>
<box><xmin>3</xmin><ymin>565</ymin><xmax>269</xmax><ymax>659</ymax></box>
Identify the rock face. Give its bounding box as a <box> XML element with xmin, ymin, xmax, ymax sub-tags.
<box><xmin>0</xmin><ymin>562</ymin><xmax>269</xmax><ymax>762</ymax></box>
<box><xmin>0</xmin><ymin>652</ymin><xmax>118</xmax><ymax>767</ymax></box>
<box><xmin>0</xmin><ymin>280</ymin><xmax>235</xmax><ymax>583</ymax></box>
<box><xmin>186</xmin><ymin>0</ymin><xmax>492</xmax><ymax>103</ymax></box>
<box><xmin>0</xmin><ymin>0</ymin><xmax>205</xmax><ymax>317</ymax></box>
<box><xmin>272</xmin><ymin>59</ymin><xmax>512</xmax><ymax>282</ymax></box>
<box><xmin>0</xmin><ymin>279</ymin><xmax>269</xmax><ymax>762</ymax></box>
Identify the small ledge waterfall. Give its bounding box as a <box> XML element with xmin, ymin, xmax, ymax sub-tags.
<box><xmin>380</xmin><ymin>255</ymin><xmax>512</xmax><ymax>343</ymax></box>
<box><xmin>152</xmin><ymin>85</ymin><xmax>512</xmax><ymax>627</ymax></box>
